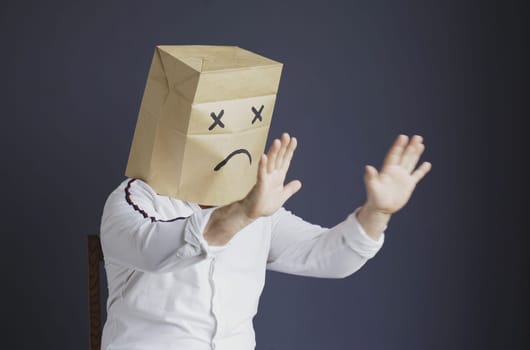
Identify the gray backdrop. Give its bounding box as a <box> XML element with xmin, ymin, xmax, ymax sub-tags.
<box><xmin>2</xmin><ymin>0</ymin><xmax>528</xmax><ymax>349</ymax></box>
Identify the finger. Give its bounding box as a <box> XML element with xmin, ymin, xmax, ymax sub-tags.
<box><xmin>281</xmin><ymin>179</ymin><xmax>302</xmax><ymax>202</ymax></box>
<box><xmin>275</xmin><ymin>133</ymin><xmax>290</xmax><ymax>169</ymax></box>
<box><xmin>411</xmin><ymin>161</ymin><xmax>432</xmax><ymax>183</ymax></box>
<box><xmin>267</xmin><ymin>139</ymin><xmax>281</xmax><ymax>172</ymax></box>
<box><xmin>400</xmin><ymin>135</ymin><xmax>424</xmax><ymax>172</ymax></box>
<box><xmin>280</xmin><ymin>136</ymin><xmax>298</xmax><ymax>172</ymax></box>
<box><xmin>382</xmin><ymin>134</ymin><xmax>409</xmax><ymax>168</ymax></box>
<box><xmin>258</xmin><ymin>154</ymin><xmax>268</xmax><ymax>182</ymax></box>
<box><xmin>364</xmin><ymin>165</ymin><xmax>379</xmax><ymax>183</ymax></box>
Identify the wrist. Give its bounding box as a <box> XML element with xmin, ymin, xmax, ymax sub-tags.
<box><xmin>356</xmin><ymin>204</ymin><xmax>391</xmax><ymax>240</ymax></box>
<box><xmin>238</xmin><ymin>194</ymin><xmax>263</xmax><ymax>220</ymax></box>
<box><xmin>235</xmin><ymin>199</ymin><xmax>259</xmax><ymax>222</ymax></box>
<box><xmin>204</xmin><ymin>201</ymin><xmax>256</xmax><ymax>246</ymax></box>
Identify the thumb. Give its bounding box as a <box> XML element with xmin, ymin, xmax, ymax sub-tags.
<box><xmin>281</xmin><ymin>180</ymin><xmax>302</xmax><ymax>202</ymax></box>
<box><xmin>364</xmin><ymin>165</ymin><xmax>379</xmax><ymax>183</ymax></box>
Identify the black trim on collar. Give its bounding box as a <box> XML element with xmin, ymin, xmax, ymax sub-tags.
<box><xmin>125</xmin><ymin>179</ymin><xmax>187</xmax><ymax>223</ymax></box>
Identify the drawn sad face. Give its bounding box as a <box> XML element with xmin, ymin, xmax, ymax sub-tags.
<box><xmin>210</xmin><ymin>104</ymin><xmax>264</xmax><ymax>171</ymax></box>
<box><xmin>176</xmin><ymin>94</ymin><xmax>276</xmax><ymax>204</ymax></box>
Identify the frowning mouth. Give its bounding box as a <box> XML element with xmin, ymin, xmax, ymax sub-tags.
<box><xmin>213</xmin><ymin>149</ymin><xmax>252</xmax><ymax>171</ymax></box>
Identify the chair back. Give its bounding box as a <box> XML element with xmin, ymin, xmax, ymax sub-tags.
<box><xmin>87</xmin><ymin>235</ymin><xmax>104</xmax><ymax>350</ymax></box>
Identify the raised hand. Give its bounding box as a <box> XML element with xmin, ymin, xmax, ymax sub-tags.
<box><xmin>204</xmin><ymin>133</ymin><xmax>301</xmax><ymax>245</ymax></box>
<box><xmin>357</xmin><ymin>134</ymin><xmax>431</xmax><ymax>239</ymax></box>
<box><xmin>363</xmin><ymin>134</ymin><xmax>431</xmax><ymax>214</ymax></box>
<box><xmin>241</xmin><ymin>133</ymin><xmax>302</xmax><ymax>219</ymax></box>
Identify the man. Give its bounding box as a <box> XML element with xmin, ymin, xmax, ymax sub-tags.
<box><xmin>100</xmin><ymin>46</ymin><xmax>431</xmax><ymax>350</ymax></box>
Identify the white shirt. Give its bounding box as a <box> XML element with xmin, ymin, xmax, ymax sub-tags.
<box><xmin>100</xmin><ymin>178</ymin><xmax>385</xmax><ymax>350</ymax></box>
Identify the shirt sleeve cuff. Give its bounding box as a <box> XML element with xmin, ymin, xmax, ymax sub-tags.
<box><xmin>173</xmin><ymin>207</ymin><xmax>214</xmax><ymax>258</ymax></box>
<box><xmin>342</xmin><ymin>207</ymin><xmax>385</xmax><ymax>259</ymax></box>
<box><xmin>179</xmin><ymin>206</ymin><xmax>232</xmax><ymax>258</ymax></box>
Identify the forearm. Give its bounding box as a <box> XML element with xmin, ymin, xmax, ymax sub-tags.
<box><xmin>203</xmin><ymin>200</ymin><xmax>255</xmax><ymax>246</ymax></box>
<box><xmin>266</xmin><ymin>208</ymin><xmax>385</xmax><ymax>278</ymax></box>
<box><xmin>356</xmin><ymin>204</ymin><xmax>391</xmax><ymax>241</ymax></box>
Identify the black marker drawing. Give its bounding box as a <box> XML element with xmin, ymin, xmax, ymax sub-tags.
<box><xmin>251</xmin><ymin>105</ymin><xmax>264</xmax><ymax>124</ymax></box>
<box><xmin>209</xmin><ymin>109</ymin><xmax>225</xmax><ymax>130</ymax></box>
<box><xmin>214</xmin><ymin>149</ymin><xmax>252</xmax><ymax>171</ymax></box>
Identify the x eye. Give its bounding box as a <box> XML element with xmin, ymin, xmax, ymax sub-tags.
<box><xmin>209</xmin><ymin>109</ymin><xmax>225</xmax><ymax>130</ymax></box>
<box><xmin>251</xmin><ymin>105</ymin><xmax>264</xmax><ymax>124</ymax></box>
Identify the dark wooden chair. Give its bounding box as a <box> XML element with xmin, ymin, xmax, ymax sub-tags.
<box><xmin>87</xmin><ymin>235</ymin><xmax>104</xmax><ymax>350</ymax></box>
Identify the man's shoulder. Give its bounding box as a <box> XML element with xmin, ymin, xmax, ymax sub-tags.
<box><xmin>103</xmin><ymin>178</ymin><xmax>195</xmax><ymax>221</ymax></box>
<box><xmin>108</xmin><ymin>178</ymin><xmax>187</xmax><ymax>202</ymax></box>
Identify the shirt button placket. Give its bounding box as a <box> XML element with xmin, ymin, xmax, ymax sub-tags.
<box><xmin>208</xmin><ymin>255</ymin><xmax>220</xmax><ymax>350</ymax></box>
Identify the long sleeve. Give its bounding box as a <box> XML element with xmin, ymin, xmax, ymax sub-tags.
<box><xmin>266</xmin><ymin>207</ymin><xmax>385</xmax><ymax>279</ymax></box>
<box><xmin>100</xmin><ymin>179</ymin><xmax>217</xmax><ymax>273</ymax></box>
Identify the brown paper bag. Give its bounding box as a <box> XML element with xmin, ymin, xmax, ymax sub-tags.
<box><xmin>125</xmin><ymin>45</ymin><xmax>283</xmax><ymax>206</ymax></box>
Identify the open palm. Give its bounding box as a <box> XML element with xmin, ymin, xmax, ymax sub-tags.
<box><xmin>364</xmin><ymin>134</ymin><xmax>431</xmax><ymax>214</ymax></box>
<box><xmin>242</xmin><ymin>133</ymin><xmax>301</xmax><ymax>219</ymax></box>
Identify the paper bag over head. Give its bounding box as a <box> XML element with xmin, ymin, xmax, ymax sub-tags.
<box><xmin>125</xmin><ymin>45</ymin><xmax>283</xmax><ymax>206</ymax></box>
